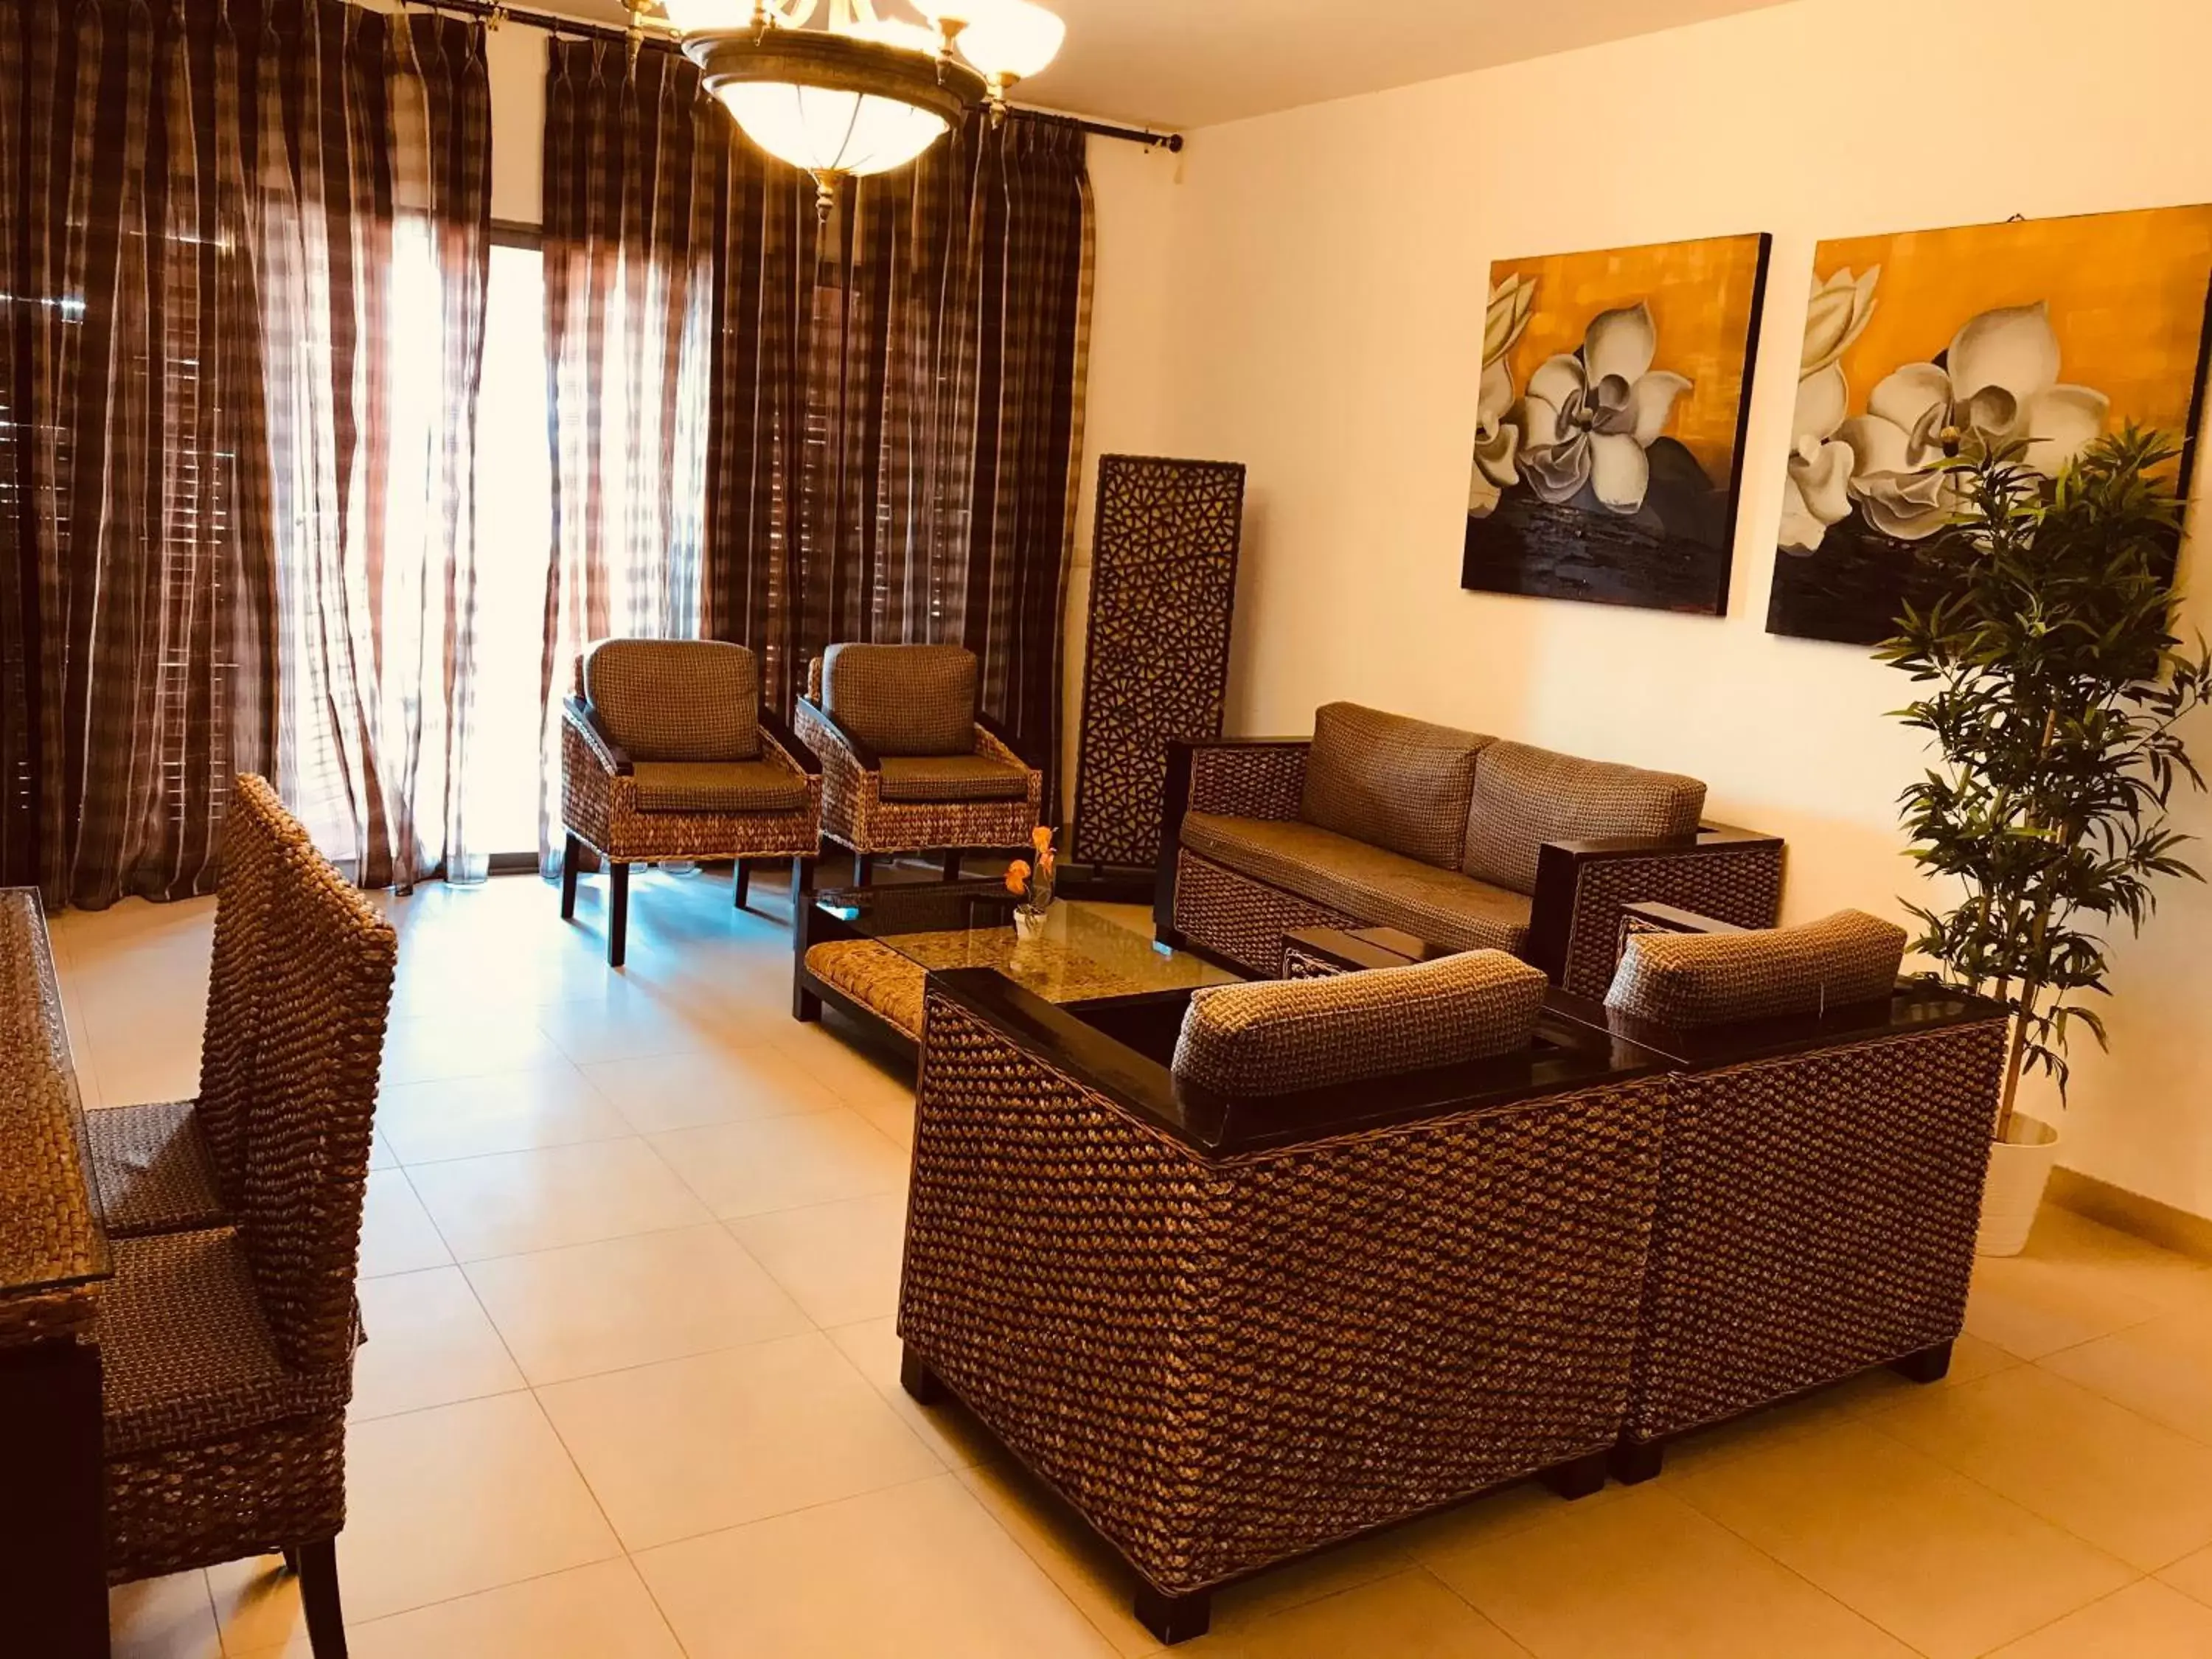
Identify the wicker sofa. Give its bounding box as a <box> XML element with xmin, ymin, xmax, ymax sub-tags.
<box><xmin>1155</xmin><ymin>702</ymin><xmax>1784</xmax><ymax>998</ymax></box>
<box><xmin>1556</xmin><ymin>908</ymin><xmax>2011</xmax><ymax>1481</ymax></box>
<box><xmin>897</xmin><ymin>956</ymin><xmax>1674</xmax><ymax>1643</ymax></box>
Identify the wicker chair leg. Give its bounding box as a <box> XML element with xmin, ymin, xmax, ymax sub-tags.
<box><xmin>1891</xmin><ymin>1340</ymin><xmax>1953</xmax><ymax>1384</ymax></box>
<box><xmin>899</xmin><ymin>1349</ymin><xmax>943</xmax><ymax>1404</ymax></box>
<box><xmin>1134</xmin><ymin>1585</ymin><xmax>1211</xmax><ymax>1646</ymax></box>
<box><xmin>293</xmin><ymin>1539</ymin><xmax>348</xmax><ymax>1659</ymax></box>
<box><xmin>734</xmin><ymin>860</ymin><xmax>751</xmax><ymax>911</ymax></box>
<box><xmin>560</xmin><ymin>833</ymin><xmax>582</xmax><ymax>920</ymax></box>
<box><xmin>941</xmin><ymin>849</ymin><xmax>962</xmax><ymax>881</ymax></box>
<box><xmin>1609</xmin><ymin>1438</ymin><xmax>1665</xmax><ymax>1486</ymax></box>
<box><xmin>608</xmin><ymin>863</ymin><xmax>630</xmax><ymax>968</ymax></box>
<box><xmin>1538</xmin><ymin>1450</ymin><xmax>1610</xmax><ymax>1500</ymax></box>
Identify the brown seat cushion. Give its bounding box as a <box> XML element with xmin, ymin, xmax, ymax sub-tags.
<box><xmin>1605</xmin><ymin>909</ymin><xmax>1907</xmax><ymax>1029</ymax></box>
<box><xmin>1298</xmin><ymin>702</ymin><xmax>1492</xmax><ymax>869</ymax></box>
<box><xmin>632</xmin><ymin>759</ymin><xmax>809</xmax><ymax>815</ymax></box>
<box><xmin>821</xmin><ymin>643</ymin><xmax>978</xmax><ymax>757</ymax></box>
<box><xmin>877</xmin><ymin>754</ymin><xmax>1030</xmax><ymax>804</ymax></box>
<box><xmin>1172</xmin><ymin>949</ymin><xmax>1548</xmax><ymax>1096</ymax></box>
<box><xmin>1463</xmin><ymin>740</ymin><xmax>1705</xmax><ymax>895</ymax></box>
<box><xmin>584</xmin><ymin>639</ymin><xmax>761</xmax><ymax>762</ymax></box>
<box><xmin>1182</xmin><ymin>812</ymin><xmax>1531</xmax><ymax>954</ymax></box>
<box><xmin>84</xmin><ymin>1099</ymin><xmax>229</xmax><ymax>1239</ymax></box>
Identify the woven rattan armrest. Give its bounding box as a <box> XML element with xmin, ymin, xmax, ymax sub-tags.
<box><xmin>796</xmin><ymin>698</ymin><xmax>881</xmax><ymax>771</ymax></box>
<box><xmin>1155</xmin><ymin>737</ymin><xmax>1315</xmax><ymax>937</ymax></box>
<box><xmin>974</xmin><ymin>709</ymin><xmax>1034</xmax><ymax>769</ymax></box>
<box><xmin>562</xmin><ymin>697</ymin><xmax>633</xmax><ymax>776</ymax></box>
<box><xmin>758</xmin><ymin>709</ymin><xmax>821</xmax><ymax>775</ymax></box>
<box><xmin>1545</xmin><ymin>977</ymin><xmax>2005</xmax><ymax>1071</ymax></box>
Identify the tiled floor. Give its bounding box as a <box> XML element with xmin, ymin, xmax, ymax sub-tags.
<box><xmin>51</xmin><ymin>866</ymin><xmax>2212</xmax><ymax>1659</ymax></box>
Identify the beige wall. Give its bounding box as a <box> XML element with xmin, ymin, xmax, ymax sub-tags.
<box><xmin>1116</xmin><ymin>0</ymin><xmax>2212</xmax><ymax>1216</ymax></box>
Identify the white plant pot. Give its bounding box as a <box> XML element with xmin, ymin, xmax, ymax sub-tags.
<box><xmin>1013</xmin><ymin>907</ymin><xmax>1048</xmax><ymax>943</ymax></box>
<box><xmin>1978</xmin><ymin>1113</ymin><xmax>2062</xmax><ymax>1257</ymax></box>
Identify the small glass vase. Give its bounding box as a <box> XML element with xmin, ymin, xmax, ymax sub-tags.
<box><xmin>1013</xmin><ymin>905</ymin><xmax>1049</xmax><ymax>942</ymax></box>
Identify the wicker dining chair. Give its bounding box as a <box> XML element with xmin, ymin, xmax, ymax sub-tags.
<box><xmin>98</xmin><ymin>832</ymin><xmax>398</xmax><ymax>1658</ymax></box>
<box><xmin>83</xmin><ymin>775</ymin><xmax>311</xmax><ymax>1239</ymax></box>
<box><xmin>560</xmin><ymin>639</ymin><xmax>823</xmax><ymax>965</ymax></box>
<box><xmin>794</xmin><ymin>644</ymin><xmax>1040</xmax><ymax>886</ymax></box>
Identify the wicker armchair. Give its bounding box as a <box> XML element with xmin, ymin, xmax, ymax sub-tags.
<box><xmin>84</xmin><ymin>776</ymin><xmax>309</xmax><ymax>1239</ymax></box>
<box><xmin>793</xmin><ymin>644</ymin><xmax>1040</xmax><ymax>885</ymax></box>
<box><xmin>100</xmin><ymin>831</ymin><xmax>398</xmax><ymax>1658</ymax></box>
<box><xmin>560</xmin><ymin>639</ymin><xmax>823</xmax><ymax>965</ymax></box>
<box><xmin>1554</xmin><ymin>908</ymin><xmax>2010</xmax><ymax>1483</ymax></box>
<box><xmin>1155</xmin><ymin>703</ymin><xmax>1786</xmax><ymax>997</ymax></box>
<box><xmin>898</xmin><ymin>956</ymin><xmax>1672</xmax><ymax>1644</ymax></box>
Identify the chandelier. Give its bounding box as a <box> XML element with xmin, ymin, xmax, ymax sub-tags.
<box><xmin>650</xmin><ymin>0</ymin><xmax>1066</xmax><ymax>212</ymax></box>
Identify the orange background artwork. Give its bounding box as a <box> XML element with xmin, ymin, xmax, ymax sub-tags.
<box><xmin>1813</xmin><ymin>204</ymin><xmax>2212</xmax><ymax>434</ymax></box>
<box><xmin>1489</xmin><ymin>232</ymin><xmax>1767</xmax><ymax>479</ymax></box>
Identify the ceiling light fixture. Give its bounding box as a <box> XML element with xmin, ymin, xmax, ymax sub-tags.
<box><xmin>647</xmin><ymin>0</ymin><xmax>1065</xmax><ymax>216</ymax></box>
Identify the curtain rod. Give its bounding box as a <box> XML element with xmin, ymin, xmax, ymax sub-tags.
<box><xmin>414</xmin><ymin>0</ymin><xmax>1186</xmax><ymax>152</ymax></box>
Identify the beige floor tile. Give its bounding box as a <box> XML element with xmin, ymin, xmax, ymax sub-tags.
<box><xmin>650</xmin><ymin>1108</ymin><xmax>908</xmax><ymax>1219</ymax></box>
<box><xmin>1397</xmin><ymin>1478</ymin><xmax>1630</xmax><ymax>1564</ymax></box>
<box><xmin>2041</xmin><ymin>1308</ymin><xmax>2212</xmax><ymax>1447</ymax></box>
<box><xmin>730</xmin><ymin>1192</ymin><xmax>909</xmax><ymax>1324</ymax></box>
<box><xmin>581</xmin><ymin>1044</ymin><xmax>844</xmax><ymax>1135</ymax></box>
<box><xmin>1672</xmin><ymin>1421</ymin><xmax>2134</xmax><ymax>1658</ymax></box>
<box><xmin>1427</xmin><ymin>1484</ymin><xmax>1908</xmax><ymax>1658</ymax></box>
<box><xmin>827</xmin><ymin>1316</ymin><xmax>1001</xmax><ymax>1470</ymax></box>
<box><xmin>94</xmin><ymin>1025</ymin><xmax>204</xmax><ymax>1107</ymax></box>
<box><xmin>346</xmin><ymin>1558</ymin><xmax>684</xmax><ymax>1659</ymax></box>
<box><xmin>1183</xmin><ymin>1569</ymin><xmax>1529</xmax><ymax>1659</ymax></box>
<box><xmin>376</xmin><ymin>1062</ymin><xmax>631</xmax><ymax>1165</ymax></box>
<box><xmin>538</xmin><ymin>1332</ymin><xmax>942</xmax><ymax>1550</ymax></box>
<box><xmin>109</xmin><ymin>1571</ymin><xmax>219</xmax><ymax>1659</ymax></box>
<box><xmin>406</xmin><ymin>1137</ymin><xmax>711</xmax><ymax>1261</ymax></box>
<box><xmin>1964</xmin><ymin>1212</ymin><xmax>2212</xmax><ymax>1361</ymax></box>
<box><xmin>634</xmin><ymin>1472</ymin><xmax>1118</xmax><ymax>1659</ymax></box>
<box><xmin>539</xmin><ymin>992</ymin><xmax>754</xmax><ymax>1068</ymax></box>
<box><xmin>1987</xmin><ymin>1579</ymin><xmax>2212</xmax><ymax>1657</ymax></box>
<box><xmin>327</xmin><ymin>1392</ymin><xmax>622</xmax><ymax>1624</ymax></box>
<box><xmin>2160</xmin><ymin>1541</ymin><xmax>2212</xmax><ymax>1607</ymax></box>
<box><xmin>465</xmin><ymin>1223</ymin><xmax>810</xmax><ymax>1385</ymax></box>
<box><xmin>1871</xmin><ymin>1363</ymin><xmax>2212</xmax><ymax>1570</ymax></box>
<box><xmin>358</xmin><ymin>1168</ymin><xmax>454</xmax><ymax>1279</ymax></box>
<box><xmin>349</xmin><ymin>1265</ymin><xmax>527</xmax><ymax>1421</ymax></box>
<box><xmin>382</xmin><ymin>1008</ymin><xmax>566</xmax><ymax>1085</ymax></box>
<box><xmin>200</xmin><ymin>1557</ymin><xmax>311</xmax><ymax>1659</ymax></box>
<box><xmin>367</xmin><ymin>1131</ymin><xmax>396</xmax><ymax>1171</ymax></box>
<box><xmin>774</xmin><ymin>1017</ymin><xmax>919</xmax><ymax>1113</ymax></box>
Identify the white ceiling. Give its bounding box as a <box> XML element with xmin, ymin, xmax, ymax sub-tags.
<box><xmin>547</xmin><ymin>0</ymin><xmax>1799</xmax><ymax>129</ymax></box>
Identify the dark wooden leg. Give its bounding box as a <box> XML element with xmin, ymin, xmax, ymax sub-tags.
<box><xmin>1891</xmin><ymin>1340</ymin><xmax>1953</xmax><ymax>1384</ymax></box>
<box><xmin>1133</xmin><ymin>1585</ymin><xmax>1211</xmax><ymax>1645</ymax></box>
<box><xmin>1609</xmin><ymin>1438</ymin><xmax>1665</xmax><ymax>1486</ymax></box>
<box><xmin>941</xmin><ymin>849</ymin><xmax>962</xmax><ymax>881</ymax></box>
<box><xmin>608</xmin><ymin>862</ymin><xmax>630</xmax><ymax>967</ymax></box>
<box><xmin>0</xmin><ymin>1338</ymin><xmax>106</xmax><ymax>1658</ymax></box>
<box><xmin>854</xmin><ymin>850</ymin><xmax>874</xmax><ymax>886</ymax></box>
<box><xmin>796</xmin><ymin>855</ymin><xmax>816</xmax><ymax>896</ymax></box>
<box><xmin>733</xmin><ymin>859</ymin><xmax>751</xmax><ymax>911</ymax></box>
<box><xmin>1539</xmin><ymin>1450</ymin><xmax>1610</xmax><ymax>1500</ymax></box>
<box><xmin>560</xmin><ymin>832</ymin><xmax>582</xmax><ymax>919</ymax></box>
<box><xmin>293</xmin><ymin>1538</ymin><xmax>348</xmax><ymax>1659</ymax></box>
<box><xmin>900</xmin><ymin>1349</ymin><xmax>943</xmax><ymax>1404</ymax></box>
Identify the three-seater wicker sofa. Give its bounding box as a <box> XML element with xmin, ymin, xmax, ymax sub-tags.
<box><xmin>1155</xmin><ymin>701</ymin><xmax>1786</xmax><ymax>998</ymax></box>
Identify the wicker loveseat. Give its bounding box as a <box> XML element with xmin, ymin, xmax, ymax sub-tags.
<box><xmin>897</xmin><ymin>954</ymin><xmax>1674</xmax><ymax>1643</ymax></box>
<box><xmin>1554</xmin><ymin>908</ymin><xmax>2011</xmax><ymax>1481</ymax></box>
<box><xmin>1155</xmin><ymin>702</ymin><xmax>1786</xmax><ymax>998</ymax></box>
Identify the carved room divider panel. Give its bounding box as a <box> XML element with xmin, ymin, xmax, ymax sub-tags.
<box><xmin>1071</xmin><ymin>456</ymin><xmax>1248</xmax><ymax>872</ymax></box>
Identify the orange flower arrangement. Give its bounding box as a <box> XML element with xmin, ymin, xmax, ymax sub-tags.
<box><xmin>1006</xmin><ymin>827</ymin><xmax>1058</xmax><ymax>913</ymax></box>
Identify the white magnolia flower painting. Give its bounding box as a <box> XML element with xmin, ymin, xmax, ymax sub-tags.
<box><xmin>1464</xmin><ymin>234</ymin><xmax>1772</xmax><ymax>617</ymax></box>
<box><xmin>1767</xmin><ymin>204</ymin><xmax>2212</xmax><ymax>645</ymax></box>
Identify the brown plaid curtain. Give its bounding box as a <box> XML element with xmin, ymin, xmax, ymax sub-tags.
<box><xmin>0</xmin><ymin>0</ymin><xmax>490</xmax><ymax>907</ymax></box>
<box><xmin>541</xmin><ymin>44</ymin><xmax>1093</xmax><ymax>843</ymax></box>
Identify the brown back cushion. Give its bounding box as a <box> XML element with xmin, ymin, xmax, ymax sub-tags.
<box><xmin>583</xmin><ymin>639</ymin><xmax>760</xmax><ymax>762</ymax></box>
<box><xmin>1463</xmin><ymin>740</ymin><xmax>1705</xmax><ymax>895</ymax></box>
<box><xmin>1604</xmin><ymin>909</ymin><xmax>1907</xmax><ymax>1029</ymax></box>
<box><xmin>1171</xmin><ymin>949</ymin><xmax>1547</xmax><ymax>1096</ymax></box>
<box><xmin>1298</xmin><ymin>703</ymin><xmax>1492</xmax><ymax>869</ymax></box>
<box><xmin>822</xmin><ymin>643</ymin><xmax>978</xmax><ymax>757</ymax></box>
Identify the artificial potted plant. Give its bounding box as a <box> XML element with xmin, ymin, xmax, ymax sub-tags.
<box><xmin>1881</xmin><ymin>428</ymin><xmax>2210</xmax><ymax>1255</ymax></box>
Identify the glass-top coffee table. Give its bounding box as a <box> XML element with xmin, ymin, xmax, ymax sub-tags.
<box><xmin>792</xmin><ymin>879</ymin><xmax>1240</xmax><ymax>1057</ymax></box>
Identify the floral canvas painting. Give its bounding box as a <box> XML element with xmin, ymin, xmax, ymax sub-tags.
<box><xmin>1767</xmin><ymin>204</ymin><xmax>2212</xmax><ymax>644</ymax></box>
<box><xmin>1464</xmin><ymin>233</ymin><xmax>1771</xmax><ymax>615</ymax></box>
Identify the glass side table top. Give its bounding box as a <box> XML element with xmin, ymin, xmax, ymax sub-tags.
<box><xmin>811</xmin><ymin>880</ymin><xmax>1241</xmax><ymax>1004</ymax></box>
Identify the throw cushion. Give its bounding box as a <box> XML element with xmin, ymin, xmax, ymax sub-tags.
<box><xmin>1604</xmin><ymin>909</ymin><xmax>1907</xmax><ymax>1028</ymax></box>
<box><xmin>1299</xmin><ymin>702</ymin><xmax>1492</xmax><ymax>869</ymax></box>
<box><xmin>584</xmin><ymin>639</ymin><xmax>761</xmax><ymax>763</ymax></box>
<box><xmin>631</xmin><ymin>759</ymin><xmax>808</xmax><ymax>815</ymax></box>
<box><xmin>821</xmin><ymin>643</ymin><xmax>978</xmax><ymax>757</ymax></box>
<box><xmin>1463</xmin><ymin>740</ymin><xmax>1705</xmax><ymax>895</ymax></box>
<box><xmin>1180</xmin><ymin>812</ymin><xmax>1531</xmax><ymax>955</ymax></box>
<box><xmin>877</xmin><ymin>754</ymin><xmax>1030</xmax><ymax>804</ymax></box>
<box><xmin>1172</xmin><ymin>949</ymin><xmax>1548</xmax><ymax>1096</ymax></box>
